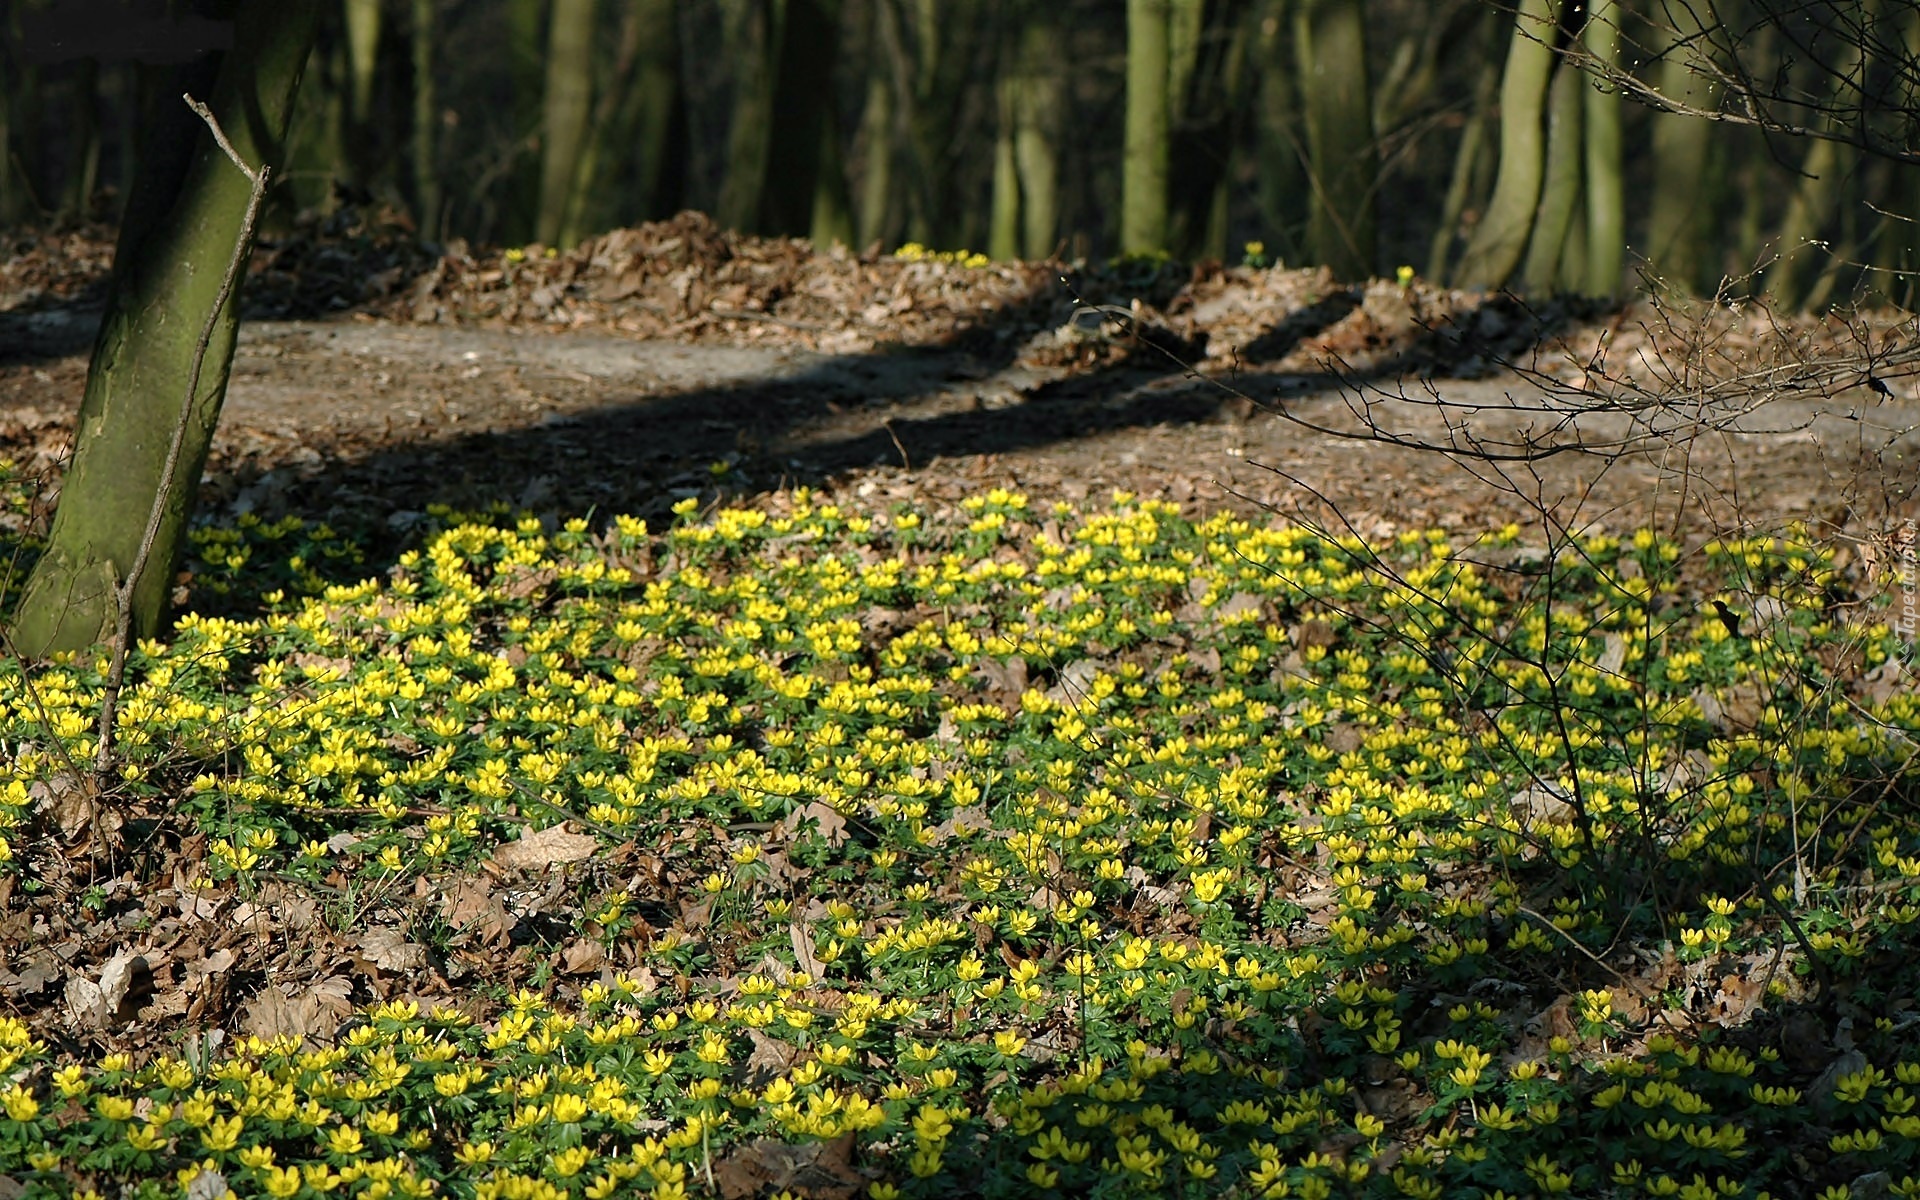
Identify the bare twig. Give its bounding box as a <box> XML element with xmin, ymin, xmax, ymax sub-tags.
<box><xmin>92</xmin><ymin>95</ymin><xmax>270</xmax><ymax>784</ymax></box>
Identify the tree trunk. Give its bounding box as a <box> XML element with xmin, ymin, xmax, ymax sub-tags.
<box><xmin>1453</xmin><ymin>0</ymin><xmax>1558</xmax><ymax>288</ymax></box>
<box><xmin>1169</xmin><ymin>0</ymin><xmax>1254</xmax><ymax>262</ymax></box>
<box><xmin>1579</xmin><ymin>0</ymin><xmax>1623</xmax><ymax>297</ymax></box>
<box><xmin>1122</xmin><ymin>0</ymin><xmax>1172</xmax><ymax>255</ymax></box>
<box><xmin>855</xmin><ymin>4</ymin><xmax>897</xmax><ymax>248</ymax></box>
<box><xmin>504</xmin><ymin>0</ymin><xmax>547</xmax><ymax>243</ymax></box>
<box><xmin>761</xmin><ymin>0</ymin><xmax>847</xmax><ymax>240</ymax></box>
<box><xmin>717</xmin><ymin>0</ymin><xmax>777</xmax><ymax>233</ymax></box>
<box><xmin>1645</xmin><ymin>0</ymin><xmax>1724</xmax><ymax>294</ymax></box>
<box><xmin>1253</xmin><ymin>0</ymin><xmax>1305</xmax><ymax>264</ymax></box>
<box><xmin>535</xmin><ymin>0</ymin><xmax>596</xmax><ymax>247</ymax></box>
<box><xmin>1011</xmin><ymin>14</ymin><xmax>1062</xmax><ymax>260</ymax></box>
<box><xmin>1293</xmin><ymin>0</ymin><xmax>1375</xmax><ymax>279</ymax></box>
<box><xmin>1522</xmin><ymin>51</ymin><xmax>1583</xmax><ymax>292</ymax></box>
<box><xmin>411</xmin><ymin>0</ymin><xmax>440</xmax><ymax>239</ymax></box>
<box><xmin>989</xmin><ymin>73</ymin><xmax>1021</xmax><ymax>261</ymax></box>
<box><xmin>62</xmin><ymin>60</ymin><xmax>102</xmax><ymax>221</ymax></box>
<box><xmin>342</xmin><ymin>0</ymin><xmax>382</xmax><ymax>184</ymax></box>
<box><xmin>11</xmin><ymin>0</ymin><xmax>323</xmax><ymax>658</ymax></box>
<box><xmin>989</xmin><ymin>2</ymin><xmax>1063</xmax><ymax>261</ymax></box>
<box><xmin>1765</xmin><ymin>13</ymin><xmax>1870</xmax><ymax>309</ymax></box>
<box><xmin>1426</xmin><ymin>13</ymin><xmax>1500</xmax><ymax>281</ymax></box>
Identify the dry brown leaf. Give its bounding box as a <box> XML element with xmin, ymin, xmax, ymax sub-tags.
<box><xmin>240</xmin><ymin>977</ymin><xmax>353</xmax><ymax>1043</ymax></box>
<box><xmin>713</xmin><ymin>1134</ymin><xmax>863</xmax><ymax>1200</ymax></box>
<box><xmin>493</xmin><ymin>824</ymin><xmax>599</xmax><ymax>869</ymax></box>
<box><xmin>64</xmin><ymin>952</ymin><xmax>150</xmax><ymax>1029</ymax></box>
<box><xmin>559</xmin><ymin>939</ymin><xmax>606</xmax><ymax>975</ymax></box>
<box><xmin>359</xmin><ymin>928</ymin><xmax>429</xmax><ymax>972</ymax></box>
<box><xmin>790</xmin><ymin>922</ymin><xmax>825</xmax><ymax>981</ymax></box>
<box><xmin>789</xmin><ymin>801</ymin><xmax>848</xmax><ymax>849</ymax></box>
<box><xmin>441</xmin><ymin>878</ymin><xmax>516</xmax><ymax>946</ymax></box>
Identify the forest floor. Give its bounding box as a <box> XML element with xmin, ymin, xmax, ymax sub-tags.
<box><xmin>0</xmin><ymin>214</ymin><xmax>1917</xmax><ymax>1200</ymax></box>
<box><xmin>3</xmin><ymin>209</ymin><xmax>1916</xmax><ymax>574</ymax></box>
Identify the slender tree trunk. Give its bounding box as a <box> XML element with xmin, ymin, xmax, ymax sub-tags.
<box><xmin>762</xmin><ymin>0</ymin><xmax>847</xmax><ymax>240</ymax></box>
<box><xmin>990</xmin><ymin>2</ymin><xmax>1063</xmax><ymax>260</ymax></box>
<box><xmin>1254</xmin><ymin>0</ymin><xmax>1305</xmax><ymax>264</ymax></box>
<box><xmin>1427</xmin><ymin>14</ymin><xmax>1500</xmax><ymax>281</ymax></box>
<box><xmin>1452</xmin><ymin>0</ymin><xmax>1559</xmax><ymax>289</ymax></box>
<box><xmin>535</xmin><ymin>0</ymin><xmax>596</xmax><ymax>247</ymax></box>
<box><xmin>63</xmin><ymin>60</ymin><xmax>102</xmax><ymax>220</ymax></box>
<box><xmin>1169</xmin><ymin>0</ymin><xmax>1253</xmax><ymax>262</ymax></box>
<box><xmin>11</xmin><ymin>0</ymin><xmax>323</xmax><ymax>658</ymax></box>
<box><xmin>717</xmin><ymin>0</ymin><xmax>777</xmax><ymax>233</ymax></box>
<box><xmin>411</xmin><ymin>0</ymin><xmax>440</xmax><ymax>239</ymax></box>
<box><xmin>1579</xmin><ymin>0</ymin><xmax>1623</xmax><ymax>297</ymax></box>
<box><xmin>855</xmin><ymin>7</ymin><xmax>897</xmax><ymax>248</ymax></box>
<box><xmin>586</xmin><ymin>0</ymin><xmax>683</xmax><ymax>230</ymax></box>
<box><xmin>1123</xmin><ymin>0</ymin><xmax>1172</xmax><ymax>255</ymax></box>
<box><xmin>989</xmin><ymin>80</ymin><xmax>1021</xmax><ymax>261</ymax></box>
<box><xmin>1766</xmin><ymin>11</ymin><xmax>1870</xmax><ymax>309</ymax></box>
<box><xmin>342</xmin><ymin>0</ymin><xmax>381</xmax><ymax>183</ymax></box>
<box><xmin>1293</xmin><ymin>0</ymin><xmax>1375</xmax><ymax>279</ymax></box>
<box><xmin>505</xmin><ymin>0</ymin><xmax>547</xmax><ymax>242</ymax></box>
<box><xmin>1646</xmin><ymin>0</ymin><xmax>1724</xmax><ymax>294</ymax></box>
<box><xmin>1522</xmin><ymin>52</ymin><xmax>1584</xmax><ymax>292</ymax></box>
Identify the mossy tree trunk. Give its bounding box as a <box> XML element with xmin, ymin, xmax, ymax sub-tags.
<box><xmin>1452</xmin><ymin>0</ymin><xmax>1559</xmax><ymax>289</ymax></box>
<box><xmin>1579</xmin><ymin>0</ymin><xmax>1623</xmax><ymax>297</ymax></box>
<box><xmin>762</xmin><ymin>0</ymin><xmax>848</xmax><ymax>241</ymax></box>
<box><xmin>1645</xmin><ymin>0</ymin><xmax>1725</xmax><ymax>294</ymax></box>
<box><xmin>504</xmin><ymin>0</ymin><xmax>547</xmax><ymax>243</ymax></box>
<box><xmin>1426</xmin><ymin>12</ymin><xmax>1501</xmax><ymax>281</ymax></box>
<box><xmin>535</xmin><ymin>0</ymin><xmax>595</xmax><ymax>247</ymax></box>
<box><xmin>990</xmin><ymin>0</ymin><xmax>1064</xmax><ymax>261</ymax></box>
<box><xmin>341</xmin><ymin>0</ymin><xmax>382</xmax><ymax>185</ymax></box>
<box><xmin>11</xmin><ymin>0</ymin><xmax>322</xmax><ymax>658</ymax></box>
<box><xmin>717</xmin><ymin>0</ymin><xmax>777</xmax><ymax>233</ymax></box>
<box><xmin>1122</xmin><ymin>0</ymin><xmax>1172</xmax><ymax>255</ymax></box>
<box><xmin>1521</xmin><ymin>46</ymin><xmax>1585</xmax><ymax>291</ymax></box>
<box><xmin>411</xmin><ymin>0</ymin><xmax>440</xmax><ymax>239</ymax></box>
<box><xmin>576</xmin><ymin>0</ymin><xmax>684</xmax><ymax>234</ymax></box>
<box><xmin>1293</xmin><ymin>0</ymin><xmax>1375</xmax><ymax>279</ymax></box>
<box><xmin>1765</xmin><ymin>5</ymin><xmax>1870</xmax><ymax>309</ymax></box>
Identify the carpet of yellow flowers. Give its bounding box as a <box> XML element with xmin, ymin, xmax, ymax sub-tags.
<box><xmin>0</xmin><ymin>471</ymin><xmax>1916</xmax><ymax>1200</ymax></box>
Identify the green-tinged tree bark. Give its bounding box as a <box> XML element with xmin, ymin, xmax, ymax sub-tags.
<box><xmin>762</xmin><ymin>0</ymin><xmax>847</xmax><ymax>241</ymax></box>
<box><xmin>1427</xmin><ymin>14</ymin><xmax>1500</xmax><ymax>281</ymax></box>
<box><xmin>1579</xmin><ymin>0</ymin><xmax>1623</xmax><ymax>297</ymax></box>
<box><xmin>716</xmin><ymin>0</ymin><xmax>776</xmax><ymax>233</ymax></box>
<box><xmin>1010</xmin><ymin>17</ymin><xmax>1062</xmax><ymax>260</ymax></box>
<box><xmin>504</xmin><ymin>0</ymin><xmax>546</xmax><ymax>242</ymax></box>
<box><xmin>62</xmin><ymin>60</ymin><xmax>102</xmax><ymax>220</ymax></box>
<box><xmin>1253</xmin><ymin>0</ymin><xmax>1305</xmax><ymax>264</ymax></box>
<box><xmin>989</xmin><ymin>2</ymin><xmax>1063</xmax><ymax>260</ymax></box>
<box><xmin>1645</xmin><ymin>0</ymin><xmax>1723</xmax><ymax>294</ymax></box>
<box><xmin>579</xmin><ymin>0</ymin><xmax>682</xmax><ymax>233</ymax></box>
<box><xmin>989</xmin><ymin>112</ymin><xmax>1019</xmax><ymax>260</ymax></box>
<box><xmin>410</xmin><ymin>0</ymin><xmax>439</xmax><ymax>239</ymax></box>
<box><xmin>1293</xmin><ymin>0</ymin><xmax>1374</xmax><ymax>279</ymax></box>
<box><xmin>1123</xmin><ymin>0</ymin><xmax>1172</xmax><ymax>255</ymax></box>
<box><xmin>1452</xmin><ymin>0</ymin><xmax>1558</xmax><ymax>289</ymax></box>
<box><xmin>855</xmin><ymin>10</ymin><xmax>896</xmax><ymax>248</ymax></box>
<box><xmin>1170</xmin><ymin>0</ymin><xmax>1254</xmax><ymax>261</ymax></box>
<box><xmin>11</xmin><ymin>0</ymin><xmax>322</xmax><ymax>658</ymax></box>
<box><xmin>535</xmin><ymin>0</ymin><xmax>595</xmax><ymax>247</ymax></box>
<box><xmin>1522</xmin><ymin>52</ymin><xmax>1584</xmax><ymax>292</ymax></box>
<box><xmin>1765</xmin><ymin>10</ymin><xmax>1870</xmax><ymax>309</ymax></box>
<box><xmin>341</xmin><ymin>0</ymin><xmax>380</xmax><ymax>182</ymax></box>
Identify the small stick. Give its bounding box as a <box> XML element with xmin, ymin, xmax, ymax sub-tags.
<box><xmin>94</xmin><ymin>95</ymin><xmax>269</xmax><ymax>782</ymax></box>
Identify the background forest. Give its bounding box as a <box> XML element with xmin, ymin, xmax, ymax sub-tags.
<box><xmin>4</xmin><ymin>0</ymin><xmax>1919</xmax><ymax>311</ymax></box>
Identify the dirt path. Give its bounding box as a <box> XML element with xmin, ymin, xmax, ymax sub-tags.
<box><xmin>4</xmin><ymin>305</ymin><xmax>1916</xmax><ymax>575</ymax></box>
